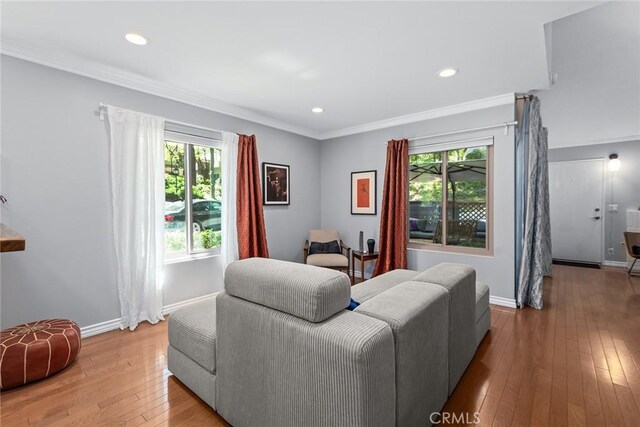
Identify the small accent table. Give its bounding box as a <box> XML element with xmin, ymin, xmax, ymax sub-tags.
<box><xmin>352</xmin><ymin>251</ymin><xmax>379</xmax><ymax>284</ymax></box>
<box><xmin>0</xmin><ymin>223</ymin><xmax>25</xmax><ymax>253</ymax></box>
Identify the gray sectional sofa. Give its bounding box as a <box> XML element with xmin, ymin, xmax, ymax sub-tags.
<box><xmin>168</xmin><ymin>258</ymin><xmax>491</xmax><ymax>427</ymax></box>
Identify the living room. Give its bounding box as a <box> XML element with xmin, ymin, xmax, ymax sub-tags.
<box><xmin>1</xmin><ymin>1</ymin><xmax>639</xmax><ymax>426</ymax></box>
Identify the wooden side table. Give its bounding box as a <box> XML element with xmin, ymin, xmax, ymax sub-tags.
<box><xmin>0</xmin><ymin>223</ymin><xmax>25</xmax><ymax>253</ymax></box>
<box><xmin>352</xmin><ymin>251</ymin><xmax>379</xmax><ymax>284</ymax></box>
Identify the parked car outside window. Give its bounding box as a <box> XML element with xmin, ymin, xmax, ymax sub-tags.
<box><xmin>165</xmin><ymin>199</ymin><xmax>221</xmax><ymax>232</ymax></box>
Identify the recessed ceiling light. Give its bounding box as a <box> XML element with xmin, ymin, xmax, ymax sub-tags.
<box><xmin>125</xmin><ymin>33</ymin><xmax>148</xmax><ymax>46</ymax></box>
<box><xmin>311</xmin><ymin>107</ymin><xmax>324</xmax><ymax>113</ymax></box>
<box><xmin>438</xmin><ymin>68</ymin><xmax>458</xmax><ymax>78</ymax></box>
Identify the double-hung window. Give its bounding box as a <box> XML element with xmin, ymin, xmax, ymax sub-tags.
<box><xmin>163</xmin><ymin>124</ymin><xmax>223</xmax><ymax>259</ymax></box>
<box><xmin>408</xmin><ymin>137</ymin><xmax>493</xmax><ymax>254</ymax></box>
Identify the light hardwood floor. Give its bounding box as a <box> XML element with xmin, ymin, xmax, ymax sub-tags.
<box><xmin>1</xmin><ymin>265</ymin><xmax>638</xmax><ymax>426</ymax></box>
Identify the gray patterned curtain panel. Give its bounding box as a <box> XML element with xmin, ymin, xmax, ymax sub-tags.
<box><xmin>515</xmin><ymin>96</ymin><xmax>552</xmax><ymax>309</ymax></box>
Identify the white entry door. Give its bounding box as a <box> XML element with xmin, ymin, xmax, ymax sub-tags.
<box><xmin>549</xmin><ymin>159</ymin><xmax>604</xmax><ymax>264</ymax></box>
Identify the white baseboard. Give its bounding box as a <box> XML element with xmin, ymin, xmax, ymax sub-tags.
<box><xmin>80</xmin><ymin>318</ymin><xmax>122</xmax><ymax>338</ymax></box>
<box><xmin>603</xmin><ymin>260</ymin><xmax>634</xmax><ymax>269</ymax></box>
<box><xmin>80</xmin><ymin>292</ymin><xmax>218</xmax><ymax>338</ymax></box>
<box><xmin>162</xmin><ymin>293</ymin><xmax>217</xmax><ymax>315</ymax></box>
<box><xmin>489</xmin><ymin>296</ymin><xmax>517</xmax><ymax>309</ymax></box>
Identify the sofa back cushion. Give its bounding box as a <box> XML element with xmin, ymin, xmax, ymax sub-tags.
<box><xmin>224</xmin><ymin>258</ymin><xmax>351</xmax><ymax>323</ymax></box>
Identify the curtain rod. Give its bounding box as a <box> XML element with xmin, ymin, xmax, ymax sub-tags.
<box><xmin>97</xmin><ymin>103</ymin><xmax>225</xmax><ymax>135</ymax></box>
<box><xmin>408</xmin><ymin>121</ymin><xmax>518</xmax><ymax>142</ymax></box>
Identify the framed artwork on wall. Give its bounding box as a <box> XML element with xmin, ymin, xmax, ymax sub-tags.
<box><xmin>351</xmin><ymin>170</ymin><xmax>376</xmax><ymax>215</ymax></box>
<box><xmin>262</xmin><ymin>162</ymin><xmax>290</xmax><ymax>205</ymax></box>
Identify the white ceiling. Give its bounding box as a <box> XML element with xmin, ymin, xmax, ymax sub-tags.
<box><xmin>1</xmin><ymin>1</ymin><xmax>601</xmax><ymax>139</ymax></box>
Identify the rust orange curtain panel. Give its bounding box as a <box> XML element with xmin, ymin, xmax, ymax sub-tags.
<box><xmin>373</xmin><ymin>139</ymin><xmax>409</xmax><ymax>276</ymax></box>
<box><xmin>236</xmin><ymin>134</ymin><xmax>270</xmax><ymax>259</ymax></box>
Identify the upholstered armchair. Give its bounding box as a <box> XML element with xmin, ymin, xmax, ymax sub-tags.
<box><xmin>624</xmin><ymin>231</ymin><xmax>640</xmax><ymax>276</ymax></box>
<box><xmin>304</xmin><ymin>229</ymin><xmax>351</xmax><ymax>274</ymax></box>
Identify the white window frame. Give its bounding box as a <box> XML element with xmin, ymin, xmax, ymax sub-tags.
<box><xmin>407</xmin><ymin>136</ymin><xmax>494</xmax><ymax>256</ymax></box>
<box><xmin>163</xmin><ymin>132</ymin><xmax>223</xmax><ymax>263</ymax></box>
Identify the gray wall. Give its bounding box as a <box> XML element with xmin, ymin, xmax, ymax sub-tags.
<box><xmin>539</xmin><ymin>2</ymin><xmax>640</xmax><ymax>149</ymax></box>
<box><xmin>0</xmin><ymin>56</ymin><xmax>321</xmax><ymax>328</ymax></box>
<box><xmin>320</xmin><ymin>104</ymin><xmax>516</xmax><ymax>302</ymax></box>
<box><xmin>549</xmin><ymin>140</ymin><xmax>640</xmax><ymax>262</ymax></box>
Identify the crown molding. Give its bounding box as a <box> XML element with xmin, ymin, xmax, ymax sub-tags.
<box><xmin>317</xmin><ymin>93</ymin><xmax>515</xmax><ymax>140</ymax></box>
<box><xmin>549</xmin><ymin>134</ymin><xmax>640</xmax><ymax>150</ymax></box>
<box><xmin>2</xmin><ymin>38</ymin><xmax>516</xmax><ymax>141</ymax></box>
<box><xmin>0</xmin><ymin>38</ymin><xmax>320</xmax><ymax>139</ymax></box>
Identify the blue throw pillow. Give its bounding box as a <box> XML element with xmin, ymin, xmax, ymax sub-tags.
<box><xmin>308</xmin><ymin>242</ymin><xmax>324</xmax><ymax>255</ymax></box>
<box><xmin>347</xmin><ymin>298</ymin><xmax>360</xmax><ymax>311</ymax></box>
<box><xmin>308</xmin><ymin>240</ymin><xmax>342</xmax><ymax>255</ymax></box>
<box><xmin>324</xmin><ymin>240</ymin><xmax>341</xmax><ymax>254</ymax></box>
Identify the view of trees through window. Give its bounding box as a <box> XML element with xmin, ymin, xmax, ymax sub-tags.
<box><xmin>164</xmin><ymin>140</ymin><xmax>222</xmax><ymax>255</ymax></box>
<box><xmin>409</xmin><ymin>145</ymin><xmax>488</xmax><ymax>249</ymax></box>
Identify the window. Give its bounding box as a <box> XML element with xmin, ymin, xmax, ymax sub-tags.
<box><xmin>164</xmin><ymin>138</ymin><xmax>222</xmax><ymax>258</ymax></box>
<box><xmin>408</xmin><ymin>142</ymin><xmax>491</xmax><ymax>253</ymax></box>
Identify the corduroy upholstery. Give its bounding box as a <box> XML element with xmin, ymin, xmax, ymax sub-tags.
<box><xmin>414</xmin><ymin>263</ymin><xmax>476</xmax><ymax>395</ymax></box>
<box><xmin>168</xmin><ymin>297</ymin><xmax>216</xmax><ymax>373</ymax></box>
<box><xmin>355</xmin><ymin>281</ymin><xmax>449</xmax><ymax>426</ymax></box>
<box><xmin>168</xmin><ymin>260</ymin><xmax>492</xmax><ymax>426</ymax></box>
<box><xmin>216</xmin><ymin>292</ymin><xmax>396</xmax><ymax>427</ymax></box>
<box><xmin>351</xmin><ymin>269</ymin><xmax>419</xmax><ymax>303</ymax></box>
<box><xmin>225</xmin><ymin>258</ymin><xmax>351</xmax><ymax>323</ymax></box>
<box><xmin>475</xmin><ymin>282</ymin><xmax>491</xmax><ymax>347</ymax></box>
<box><xmin>167</xmin><ymin>345</ymin><xmax>216</xmax><ymax>409</ymax></box>
<box><xmin>476</xmin><ymin>282</ymin><xmax>490</xmax><ymax>322</ymax></box>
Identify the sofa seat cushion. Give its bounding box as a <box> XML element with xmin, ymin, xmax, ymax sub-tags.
<box><xmin>476</xmin><ymin>282</ymin><xmax>490</xmax><ymax>323</ymax></box>
<box><xmin>306</xmin><ymin>253</ymin><xmax>348</xmax><ymax>268</ymax></box>
<box><xmin>168</xmin><ymin>297</ymin><xmax>217</xmax><ymax>374</ymax></box>
<box><xmin>351</xmin><ymin>269</ymin><xmax>419</xmax><ymax>303</ymax></box>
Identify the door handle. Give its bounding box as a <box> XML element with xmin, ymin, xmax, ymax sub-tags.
<box><xmin>592</xmin><ymin>216</ymin><xmax>601</xmax><ymax>220</ymax></box>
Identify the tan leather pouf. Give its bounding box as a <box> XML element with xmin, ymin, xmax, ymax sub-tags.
<box><xmin>0</xmin><ymin>319</ymin><xmax>81</xmax><ymax>390</ymax></box>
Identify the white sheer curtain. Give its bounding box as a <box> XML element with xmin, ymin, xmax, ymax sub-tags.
<box><xmin>107</xmin><ymin>106</ymin><xmax>165</xmax><ymax>330</ymax></box>
<box><xmin>221</xmin><ymin>131</ymin><xmax>239</xmax><ymax>270</ymax></box>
